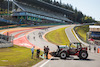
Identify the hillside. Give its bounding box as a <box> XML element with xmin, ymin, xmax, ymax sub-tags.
<box><xmin>0</xmin><ymin>0</ymin><xmax>97</xmax><ymax>24</ymax></box>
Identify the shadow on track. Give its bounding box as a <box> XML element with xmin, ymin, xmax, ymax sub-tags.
<box><xmin>73</xmin><ymin>58</ymin><xmax>95</xmax><ymax>61</ymax></box>
<box><xmin>50</xmin><ymin>57</ymin><xmax>95</xmax><ymax>61</ymax></box>
<box><xmin>51</xmin><ymin>58</ymin><xmax>59</xmax><ymax>60</ymax></box>
<box><xmin>49</xmin><ymin>52</ymin><xmax>95</xmax><ymax>61</ymax></box>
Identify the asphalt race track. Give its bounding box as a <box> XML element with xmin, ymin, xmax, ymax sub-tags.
<box><xmin>27</xmin><ymin>25</ymin><xmax>69</xmax><ymax>52</ymax></box>
<box><xmin>1</xmin><ymin>25</ymin><xmax>100</xmax><ymax>67</ymax></box>
<box><xmin>31</xmin><ymin>25</ymin><xmax>100</xmax><ymax>67</ymax></box>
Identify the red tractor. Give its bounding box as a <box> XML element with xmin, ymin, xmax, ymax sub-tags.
<box><xmin>55</xmin><ymin>42</ymin><xmax>88</xmax><ymax>59</ymax></box>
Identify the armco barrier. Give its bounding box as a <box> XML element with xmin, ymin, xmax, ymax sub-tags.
<box><xmin>0</xmin><ymin>43</ymin><xmax>13</xmax><ymax>48</ymax></box>
<box><xmin>73</xmin><ymin>25</ymin><xmax>89</xmax><ymax>46</ymax></box>
<box><xmin>0</xmin><ymin>39</ymin><xmax>13</xmax><ymax>48</ymax></box>
<box><xmin>0</xmin><ymin>33</ymin><xmax>14</xmax><ymax>48</ymax></box>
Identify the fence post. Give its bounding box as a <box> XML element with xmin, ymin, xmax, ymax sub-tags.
<box><xmin>12</xmin><ymin>35</ymin><xmax>14</xmax><ymax>46</ymax></box>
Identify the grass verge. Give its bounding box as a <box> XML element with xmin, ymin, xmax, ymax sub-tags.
<box><xmin>0</xmin><ymin>45</ymin><xmax>43</xmax><ymax>67</ymax></box>
<box><xmin>45</xmin><ymin>27</ymin><xmax>70</xmax><ymax>46</ymax></box>
<box><xmin>74</xmin><ymin>25</ymin><xmax>89</xmax><ymax>42</ymax></box>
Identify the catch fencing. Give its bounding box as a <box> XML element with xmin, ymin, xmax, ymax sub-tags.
<box><xmin>0</xmin><ymin>34</ymin><xmax>14</xmax><ymax>48</ymax></box>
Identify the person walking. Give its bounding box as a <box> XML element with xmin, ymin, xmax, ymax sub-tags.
<box><xmin>27</xmin><ymin>35</ymin><xmax>30</xmax><ymax>39</ymax></box>
<box><xmin>39</xmin><ymin>35</ymin><xmax>41</xmax><ymax>38</ymax></box>
<box><xmin>39</xmin><ymin>34</ymin><xmax>42</xmax><ymax>38</ymax></box>
<box><xmin>31</xmin><ymin>46</ymin><xmax>35</xmax><ymax>59</ymax></box>
<box><xmin>33</xmin><ymin>36</ymin><xmax>35</xmax><ymax>40</ymax></box>
<box><xmin>94</xmin><ymin>45</ymin><xmax>96</xmax><ymax>53</ymax></box>
<box><xmin>89</xmin><ymin>45</ymin><xmax>91</xmax><ymax>52</ymax></box>
<box><xmin>37</xmin><ymin>49</ymin><xmax>40</xmax><ymax>58</ymax></box>
<box><xmin>46</xmin><ymin>46</ymin><xmax>50</xmax><ymax>59</ymax></box>
<box><xmin>44</xmin><ymin>46</ymin><xmax>46</xmax><ymax>58</ymax></box>
<box><xmin>44</xmin><ymin>46</ymin><xmax>46</xmax><ymax>54</ymax></box>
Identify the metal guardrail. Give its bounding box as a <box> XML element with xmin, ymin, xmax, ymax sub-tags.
<box><xmin>73</xmin><ymin>25</ymin><xmax>89</xmax><ymax>46</ymax></box>
<box><xmin>73</xmin><ymin>25</ymin><xmax>85</xmax><ymax>42</ymax></box>
<box><xmin>0</xmin><ymin>34</ymin><xmax>14</xmax><ymax>48</ymax></box>
<box><xmin>73</xmin><ymin>24</ymin><xmax>100</xmax><ymax>45</ymax></box>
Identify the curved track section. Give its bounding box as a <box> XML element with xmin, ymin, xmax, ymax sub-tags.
<box><xmin>65</xmin><ymin>26</ymin><xmax>79</xmax><ymax>42</ymax></box>
<box><xmin>27</xmin><ymin>25</ymin><xmax>69</xmax><ymax>52</ymax></box>
<box><xmin>36</xmin><ymin>25</ymin><xmax>100</xmax><ymax>67</ymax></box>
<box><xmin>0</xmin><ymin>25</ymin><xmax>100</xmax><ymax>67</ymax></box>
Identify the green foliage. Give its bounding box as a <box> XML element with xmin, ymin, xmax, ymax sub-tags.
<box><xmin>0</xmin><ymin>0</ymin><xmax>4</xmax><ymax>2</ymax></box>
<box><xmin>45</xmin><ymin>27</ymin><xmax>70</xmax><ymax>46</ymax></box>
<box><xmin>0</xmin><ymin>45</ymin><xmax>43</xmax><ymax>67</ymax></box>
<box><xmin>75</xmin><ymin>25</ymin><xmax>89</xmax><ymax>42</ymax></box>
<box><xmin>82</xmin><ymin>16</ymin><xmax>95</xmax><ymax>23</ymax></box>
<box><xmin>1</xmin><ymin>0</ymin><xmax>96</xmax><ymax>23</ymax></box>
<box><xmin>43</xmin><ymin>0</ymin><xmax>96</xmax><ymax>23</ymax></box>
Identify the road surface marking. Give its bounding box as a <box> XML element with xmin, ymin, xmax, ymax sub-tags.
<box><xmin>65</xmin><ymin>28</ymin><xmax>71</xmax><ymax>42</ymax></box>
<box><xmin>39</xmin><ymin>57</ymin><xmax>53</xmax><ymax>67</ymax></box>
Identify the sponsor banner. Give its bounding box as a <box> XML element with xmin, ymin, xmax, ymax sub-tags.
<box><xmin>27</xmin><ymin>16</ymin><xmax>41</xmax><ymax>22</ymax></box>
<box><xmin>18</xmin><ymin>16</ymin><xmax>26</xmax><ymax>19</ymax></box>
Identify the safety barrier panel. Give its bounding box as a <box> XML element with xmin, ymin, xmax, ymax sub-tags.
<box><xmin>0</xmin><ymin>34</ymin><xmax>14</xmax><ymax>48</ymax></box>
<box><xmin>97</xmin><ymin>46</ymin><xmax>100</xmax><ymax>53</ymax></box>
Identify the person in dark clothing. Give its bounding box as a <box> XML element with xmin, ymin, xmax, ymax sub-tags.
<box><xmin>37</xmin><ymin>49</ymin><xmax>40</xmax><ymax>58</ymax></box>
<box><xmin>94</xmin><ymin>45</ymin><xmax>96</xmax><ymax>53</ymax></box>
<box><xmin>89</xmin><ymin>45</ymin><xmax>91</xmax><ymax>51</ymax></box>
<box><xmin>45</xmin><ymin>46</ymin><xmax>50</xmax><ymax>59</ymax></box>
<box><xmin>44</xmin><ymin>46</ymin><xmax>46</xmax><ymax>54</ymax></box>
<box><xmin>39</xmin><ymin>34</ymin><xmax>42</xmax><ymax>38</ymax></box>
<box><xmin>33</xmin><ymin>36</ymin><xmax>35</xmax><ymax>40</ymax></box>
<box><xmin>43</xmin><ymin>46</ymin><xmax>46</xmax><ymax>58</ymax></box>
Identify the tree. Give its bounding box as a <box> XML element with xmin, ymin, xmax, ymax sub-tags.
<box><xmin>81</xmin><ymin>16</ymin><xmax>95</xmax><ymax>23</ymax></box>
<box><xmin>77</xmin><ymin>11</ymin><xmax>83</xmax><ymax>22</ymax></box>
<box><xmin>0</xmin><ymin>0</ymin><xmax>4</xmax><ymax>14</ymax></box>
<box><xmin>0</xmin><ymin>0</ymin><xmax>4</xmax><ymax>7</ymax></box>
<box><xmin>0</xmin><ymin>0</ymin><xmax>4</xmax><ymax>2</ymax></box>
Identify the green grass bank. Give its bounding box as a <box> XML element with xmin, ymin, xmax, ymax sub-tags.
<box><xmin>0</xmin><ymin>45</ymin><xmax>43</xmax><ymax>67</ymax></box>
<box><xmin>45</xmin><ymin>27</ymin><xmax>70</xmax><ymax>46</ymax></box>
<box><xmin>74</xmin><ymin>25</ymin><xmax>89</xmax><ymax>42</ymax></box>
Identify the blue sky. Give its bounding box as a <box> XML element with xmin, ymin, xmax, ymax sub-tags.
<box><xmin>56</xmin><ymin>0</ymin><xmax>100</xmax><ymax>21</ymax></box>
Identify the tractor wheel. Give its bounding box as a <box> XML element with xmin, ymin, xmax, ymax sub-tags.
<box><xmin>79</xmin><ymin>50</ymin><xmax>88</xmax><ymax>60</ymax></box>
<box><xmin>60</xmin><ymin>52</ymin><xmax>67</xmax><ymax>59</ymax></box>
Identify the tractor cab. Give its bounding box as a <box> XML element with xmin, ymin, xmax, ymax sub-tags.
<box><xmin>69</xmin><ymin>42</ymin><xmax>83</xmax><ymax>55</ymax></box>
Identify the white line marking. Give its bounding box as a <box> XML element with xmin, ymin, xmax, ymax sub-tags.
<box><xmin>65</xmin><ymin>27</ymin><xmax>71</xmax><ymax>42</ymax></box>
<box><xmin>14</xmin><ymin>35</ymin><xmax>25</xmax><ymax>40</ymax></box>
<box><xmin>39</xmin><ymin>57</ymin><xmax>53</xmax><ymax>67</ymax></box>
